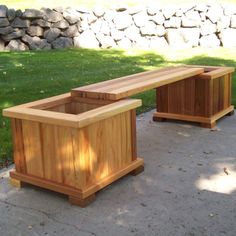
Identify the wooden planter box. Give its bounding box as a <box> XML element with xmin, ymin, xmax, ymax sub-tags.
<box><xmin>3</xmin><ymin>93</ymin><xmax>143</xmax><ymax>207</ymax></box>
<box><xmin>153</xmin><ymin>65</ymin><xmax>235</xmax><ymax>128</ymax></box>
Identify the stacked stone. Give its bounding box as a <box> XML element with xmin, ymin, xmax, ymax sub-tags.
<box><xmin>0</xmin><ymin>3</ymin><xmax>236</xmax><ymax>51</ymax></box>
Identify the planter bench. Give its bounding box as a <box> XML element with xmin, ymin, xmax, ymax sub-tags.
<box><xmin>72</xmin><ymin>65</ymin><xmax>234</xmax><ymax>128</ymax></box>
<box><xmin>3</xmin><ymin>93</ymin><xmax>143</xmax><ymax>207</ymax></box>
<box><xmin>3</xmin><ymin>64</ymin><xmax>235</xmax><ymax>207</ymax></box>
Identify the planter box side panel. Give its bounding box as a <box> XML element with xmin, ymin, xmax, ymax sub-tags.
<box><xmin>80</xmin><ymin>110</ymin><xmax>133</xmax><ymax>187</ymax></box>
<box><xmin>156</xmin><ymin>73</ymin><xmax>233</xmax><ymax>118</ymax></box>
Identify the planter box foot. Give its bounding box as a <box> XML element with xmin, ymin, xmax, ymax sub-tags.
<box><xmin>227</xmin><ymin>110</ymin><xmax>234</xmax><ymax>116</ymax></box>
<box><xmin>201</xmin><ymin>122</ymin><xmax>216</xmax><ymax>129</ymax></box>
<box><xmin>69</xmin><ymin>194</ymin><xmax>96</xmax><ymax>207</ymax></box>
<box><xmin>9</xmin><ymin>177</ymin><xmax>24</xmax><ymax>188</ymax></box>
<box><xmin>130</xmin><ymin>165</ymin><xmax>144</xmax><ymax>176</ymax></box>
<box><xmin>153</xmin><ymin>116</ymin><xmax>167</xmax><ymax>122</ymax></box>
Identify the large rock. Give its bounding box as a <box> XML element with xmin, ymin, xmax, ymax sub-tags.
<box><xmin>140</xmin><ymin>21</ymin><xmax>156</xmax><ymax>36</ymax></box>
<box><xmin>78</xmin><ymin>18</ymin><xmax>89</xmax><ymax>32</ymax></box>
<box><xmin>93</xmin><ymin>6</ymin><xmax>105</xmax><ymax>17</ymax></box>
<box><xmin>2</xmin><ymin>29</ymin><xmax>25</xmax><ymax>41</ymax></box>
<box><xmin>147</xmin><ymin>6</ymin><xmax>160</xmax><ymax>16</ymax></box>
<box><xmin>111</xmin><ymin>28</ymin><xmax>124</xmax><ymax>41</ymax></box>
<box><xmin>0</xmin><ymin>18</ymin><xmax>9</xmax><ymax>27</ymax></box>
<box><xmin>175</xmin><ymin>9</ymin><xmax>183</xmax><ymax>17</ymax></box>
<box><xmin>27</xmin><ymin>26</ymin><xmax>44</xmax><ymax>36</ymax></box>
<box><xmin>100</xmin><ymin>21</ymin><xmax>110</xmax><ymax>35</ymax></box>
<box><xmin>220</xmin><ymin>29</ymin><xmax>236</xmax><ymax>47</ymax></box>
<box><xmin>195</xmin><ymin>3</ymin><xmax>208</xmax><ymax>12</ymax></box>
<box><xmin>162</xmin><ymin>6</ymin><xmax>176</xmax><ymax>19</ymax></box>
<box><xmin>149</xmin><ymin>37</ymin><xmax>168</xmax><ymax>48</ymax></box>
<box><xmin>199</xmin><ymin>34</ymin><xmax>220</xmax><ymax>47</ymax></box>
<box><xmin>150</xmin><ymin>13</ymin><xmax>165</xmax><ymax>25</ymax></box>
<box><xmin>182</xmin><ymin>10</ymin><xmax>201</xmax><ymax>27</ymax></box>
<box><xmin>15</xmin><ymin>10</ymin><xmax>22</xmax><ymax>17</ymax></box>
<box><xmin>22</xmin><ymin>9</ymin><xmax>43</xmax><ymax>18</ymax></box>
<box><xmin>164</xmin><ymin>17</ymin><xmax>181</xmax><ymax>28</ymax></box>
<box><xmin>134</xmin><ymin>36</ymin><xmax>150</xmax><ymax>49</ymax></box>
<box><xmin>0</xmin><ymin>26</ymin><xmax>13</xmax><ymax>35</ymax></box>
<box><xmin>61</xmin><ymin>25</ymin><xmax>78</xmax><ymax>37</ymax></box>
<box><xmin>63</xmin><ymin>8</ymin><xmax>81</xmax><ymax>24</ymax></box>
<box><xmin>51</xmin><ymin>37</ymin><xmax>73</xmax><ymax>49</ymax></box>
<box><xmin>98</xmin><ymin>35</ymin><xmax>115</xmax><ymax>49</ymax></box>
<box><xmin>0</xmin><ymin>39</ymin><xmax>5</xmax><ymax>51</ymax></box>
<box><xmin>224</xmin><ymin>4</ymin><xmax>236</xmax><ymax>16</ymax></box>
<box><xmin>200</xmin><ymin>20</ymin><xmax>217</xmax><ymax>36</ymax></box>
<box><xmin>156</xmin><ymin>25</ymin><xmax>166</xmax><ymax>36</ymax></box>
<box><xmin>12</xmin><ymin>17</ymin><xmax>30</xmax><ymax>28</ymax></box>
<box><xmin>133</xmin><ymin>11</ymin><xmax>149</xmax><ymax>27</ymax></box>
<box><xmin>123</xmin><ymin>25</ymin><xmax>140</xmax><ymax>41</ymax></box>
<box><xmin>22</xmin><ymin>34</ymin><xmax>51</xmax><ymax>49</ymax></box>
<box><xmin>6</xmin><ymin>39</ymin><xmax>29</xmax><ymax>51</ymax></box>
<box><xmin>7</xmin><ymin>9</ymin><xmax>15</xmax><ymax>21</ymax></box>
<box><xmin>217</xmin><ymin>16</ymin><xmax>230</xmax><ymax>32</ymax></box>
<box><xmin>43</xmin><ymin>8</ymin><xmax>63</xmax><ymax>23</ymax></box>
<box><xmin>181</xmin><ymin>28</ymin><xmax>200</xmax><ymax>47</ymax></box>
<box><xmin>74</xmin><ymin>30</ymin><xmax>99</xmax><ymax>48</ymax></box>
<box><xmin>117</xmin><ymin>37</ymin><xmax>132</xmax><ymax>49</ymax></box>
<box><xmin>31</xmin><ymin>19</ymin><xmax>51</xmax><ymax>28</ymax></box>
<box><xmin>0</xmin><ymin>5</ymin><xmax>7</xmax><ymax>18</ymax></box>
<box><xmin>231</xmin><ymin>15</ymin><xmax>236</xmax><ymax>28</ymax></box>
<box><xmin>128</xmin><ymin>6</ymin><xmax>143</xmax><ymax>15</ymax></box>
<box><xmin>113</xmin><ymin>12</ymin><xmax>133</xmax><ymax>30</ymax></box>
<box><xmin>166</xmin><ymin>28</ymin><xmax>200</xmax><ymax>48</ymax></box>
<box><xmin>180</xmin><ymin>4</ymin><xmax>195</xmax><ymax>13</ymax></box>
<box><xmin>206</xmin><ymin>6</ymin><xmax>224</xmax><ymax>24</ymax></box>
<box><xmin>44</xmin><ymin>28</ymin><xmax>61</xmax><ymax>42</ymax></box>
<box><xmin>87</xmin><ymin>13</ymin><xmax>97</xmax><ymax>25</ymax></box>
<box><xmin>52</xmin><ymin>20</ymin><xmax>69</xmax><ymax>29</ymax></box>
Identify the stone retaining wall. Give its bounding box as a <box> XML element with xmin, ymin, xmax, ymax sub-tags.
<box><xmin>0</xmin><ymin>3</ymin><xmax>236</xmax><ymax>51</ymax></box>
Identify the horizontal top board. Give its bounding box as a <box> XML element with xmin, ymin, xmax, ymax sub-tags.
<box><xmin>71</xmin><ymin>66</ymin><xmax>204</xmax><ymax>100</ymax></box>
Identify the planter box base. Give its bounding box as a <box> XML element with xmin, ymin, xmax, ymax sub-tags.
<box><xmin>10</xmin><ymin>158</ymin><xmax>144</xmax><ymax>207</ymax></box>
<box><xmin>153</xmin><ymin>105</ymin><xmax>234</xmax><ymax>128</ymax></box>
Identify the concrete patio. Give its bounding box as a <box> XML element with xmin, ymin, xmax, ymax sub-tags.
<box><xmin>0</xmin><ymin>110</ymin><xmax>236</xmax><ymax>236</ymax></box>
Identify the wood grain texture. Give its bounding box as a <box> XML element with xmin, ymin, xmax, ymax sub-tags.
<box><xmin>71</xmin><ymin>67</ymin><xmax>204</xmax><ymax>100</ymax></box>
<box><xmin>7</xmin><ymin>96</ymin><xmax>141</xmax><ymax>205</ymax></box>
<box><xmin>154</xmin><ymin>66</ymin><xmax>234</xmax><ymax>127</ymax></box>
<box><xmin>22</xmin><ymin>120</ymin><xmax>44</xmax><ymax>178</ymax></box>
<box><xmin>11</xmin><ymin>119</ymin><xmax>27</xmax><ymax>173</ymax></box>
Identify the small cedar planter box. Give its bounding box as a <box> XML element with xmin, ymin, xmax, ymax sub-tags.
<box><xmin>153</xmin><ymin>65</ymin><xmax>235</xmax><ymax>128</ymax></box>
<box><xmin>3</xmin><ymin>93</ymin><xmax>143</xmax><ymax>207</ymax></box>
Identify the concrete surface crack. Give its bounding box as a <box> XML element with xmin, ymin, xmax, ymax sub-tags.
<box><xmin>0</xmin><ymin>199</ymin><xmax>97</xmax><ymax>236</ymax></box>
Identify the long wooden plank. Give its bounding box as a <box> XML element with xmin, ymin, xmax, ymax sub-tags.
<box><xmin>72</xmin><ymin>66</ymin><xmax>178</xmax><ymax>92</ymax></box>
<box><xmin>76</xmin><ymin>99</ymin><xmax>142</xmax><ymax>128</ymax></box>
<box><xmin>72</xmin><ymin>68</ymin><xmax>204</xmax><ymax>100</ymax></box>
<box><xmin>89</xmin><ymin>67</ymin><xmax>187</xmax><ymax>93</ymax></box>
<box><xmin>22</xmin><ymin>120</ymin><xmax>44</xmax><ymax>178</ymax></box>
<box><xmin>11</xmin><ymin>119</ymin><xmax>27</xmax><ymax>174</ymax></box>
<box><xmin>3</xmin><ymin>107</ymin><xmax>80</xmax><ymax>128</ymax></box>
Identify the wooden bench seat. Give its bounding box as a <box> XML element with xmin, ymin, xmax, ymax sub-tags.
<box><xmin>72</xmin><ymin>65</ymin><xmax>235</xmax><ymax>128</ymax></box>
<box><xmin>71</xmin><ymin>66</ymin><xmax>204</xmax><ymax>100</ymax></box>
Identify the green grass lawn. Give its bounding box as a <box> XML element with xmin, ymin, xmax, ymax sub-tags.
<box><xmin>1</xmin><ymin>0</ymin><xmax>236</xmax><ymax>10</ymax></box>
<box><xmin>0</xmin><ymin>47</ymin><xmax>236</xmax><ymax>167</ymax></box>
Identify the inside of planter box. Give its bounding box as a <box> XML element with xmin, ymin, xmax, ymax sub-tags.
<box><xmin>34</xmin><ymin>97</ymin><xmax>112</xmax><ymax>115</ymax></box>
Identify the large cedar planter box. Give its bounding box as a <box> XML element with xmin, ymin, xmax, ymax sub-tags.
<box><xmin>153</xmin><ymin>65</ymin><xmax>235</xmax><ymax>128</ymax></box>
<box><xmin>3</xmin><ymin>93</ymin><xmax>143</xmax><ymax>207</ymax></box>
